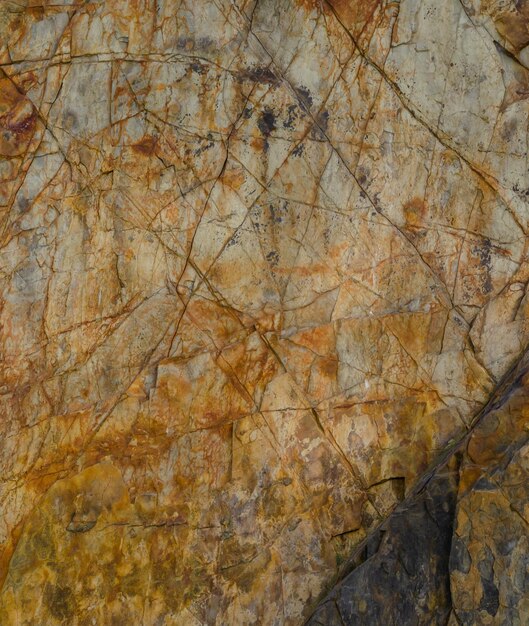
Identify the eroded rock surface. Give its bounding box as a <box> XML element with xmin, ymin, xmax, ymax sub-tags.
<box><xmin>309</xmin><ymin>462</ymin><xmax>459</xmax><ymax>625</ymax></box>
<box><xmin>309</xmin><ymin>354</ymin><xmax>529</xmax><ymax>625</ymax></box>
<box><xmin>0</xmin><ymin>0</ymin><xmax>527</xmax><ymax>624</ymax></box>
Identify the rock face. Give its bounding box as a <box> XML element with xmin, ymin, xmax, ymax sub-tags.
<box><xmin>309</xmin><ymin>355</ymin><xmax>529</xmax><ymax>625</ymax></box>
<box><xmin>0</xmin><ymin>0</ymin><xmax>527</xmax><ymax>624</ymax></box>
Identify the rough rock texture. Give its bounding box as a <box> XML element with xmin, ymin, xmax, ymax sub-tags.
<box><xmin>309</xmin><ymin>354</ymin><xmax>529</xmax><ymax>625</ymax></box>
<box><xmin>0</xmin><ymin>0</ymin><xmax>528</xmax><ymax>624</ymax></box>
<box><xmin>308</xmin><ymin>462</ymin><xmax>459</xmax><ymax>625</ymax></box>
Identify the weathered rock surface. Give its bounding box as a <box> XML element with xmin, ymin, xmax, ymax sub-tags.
<box><xmin>309</xmin><ymin>463</ymin><xmax>459</xmax><ymax>625</ymax></box>
<box><xmin>309</xmin><ymin>354</ymin><xmax>529</xmax><ymax>625</ymax></box>
<box><xmin>0</xmin><ymin>0</ymin><xmax>527</xmax><ymax>624</ymax></box>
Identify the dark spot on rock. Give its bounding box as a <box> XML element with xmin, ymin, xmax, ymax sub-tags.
<box><xmin>266</xmin><ymin>250</ymin><xmax>279</xmax><ymax>267</ymax></box>
<box><xmin>297</xmin><ymin>85</ymin><xmax>313</xmax><ymax>109</ymax></box>
<box><xmin>283</xmin><ymin>104</ymin><xmax>298</xmax><ymax>129</ymax></box>
<box><xmin>450</xmin><ymin>536</ymin><xmax>472</xmax><ymax>573</ymax></box>
<box><xmin>472</xmin><ymin>475</ymin><xmax>496</xmax><ymax>491</ymax></box>
<box><xmin>269</xmin><ymin>203</ymin><xmax>283</xmax><ymax>223</ymax></box>
<box><xmin>310</xmin><ymin>110</ymin><xmax>329</xmax><ymax>140</ymax></box>
<box><xmin>227</xmin><ymin>231</ymin><xmax>241</xmax><ymax>248</ymax></box>
<box><xmin>501</xmin><ymin>118</ymin><xmax>517</xmax><ymax>141</ymax></box>
<box><xmin>194</xmin><ymin>139</ymin><xmax>214</xmax><ymax>156</ymax></box>
<box><xmin>197</xmin><ymin>37</ymin><xmax>214</xmax><ymax>49</ymax></box>
<box><xmin>479</xmin><ymin>575</ymin><xmax>500</xmax><ymax>616</ymax></box>
<box><xmin>16</xmin><ymin>196</ymin><xmax>30</xmax><ymax>213</ymax></box>
<box><xmin>238</xmin><ymin>66</ymin><xmax>278</xmax><ymax>85</ymax></box>
<box><xmin>317</xmin><ymin>109</ymin><xmax>329</xmax><ymax>133</ymax></box>
<box><xmin>292</xmin><ymin>143</ymin><xmax>304</xmax><ymax>157</ymax></box>
<box><xmin>0</xmin><ymin>81</ymin><xmax>38</xmax><ymax>157</ymax></box>
<box><xmin>45</xmin><ymin>583</ymin><xmax>76</xmax><ymax>621</ymax></box>
<box><xmin>258</xmin><ymin>109</ymin><xmax>276</xmax><ymax>137</ymax></box>
<box><xmin>2</xmin><ymin>107</ymin><xmax>36</xmax><ymax>135</ymax></box>
<box><xmin>513</xmin><ymin>183</ymin><xmax>529</xmax><ymax>199</ymax></box>
<box><xmin>190</xmin><ymin>61</ymin><xmax>206</xmax><ymax>74</ymax></box>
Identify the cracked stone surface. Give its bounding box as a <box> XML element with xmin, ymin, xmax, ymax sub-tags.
<box><xmin>309</xmin><ymin>352</ymin><xmax>529</xmax><ymax>625</ymax></box>
<box><xmin>0</xmin><ymin>0</ymin><xmax>527</xmax><ymax>624</ymax></box>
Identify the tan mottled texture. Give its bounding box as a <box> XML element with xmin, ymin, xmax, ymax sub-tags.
<box><xmin>0</xmin><ymin>0</ymin><xmax>528</xmax><ymax>624</ymax></box>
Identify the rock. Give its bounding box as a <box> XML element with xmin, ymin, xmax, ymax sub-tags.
<box><xmin>309</xmin><ymin>464</ymin><xmax>459</xmax><ymax>626</ymax></box>
<box><xmin>308</xmin><ymin>357</ymin><xmax>529</xmax><ymax>625</ymax></box>
<box><xmin>0</xmin><ymin>0</ymin><xmax>527</xmax><ymax>624</ymax></box>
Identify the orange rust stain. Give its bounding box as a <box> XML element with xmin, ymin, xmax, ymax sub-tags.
<box><xmin>132</xmin><ymin>134</ymin><xmax>158</xmax><ymax>156</ymax></box>
<box><xmin>403</xmin><ymin>196</ymin><xmax>427</xmax><ymax>228</ymax></box>
<box><xmin>319</xmin><ymin>356</ymin><xmax>338</xmax><ymax>377</ymax></box>
<box><xmin>0</xmin><ymin>76</ymin><xmax>37</xmax><ymax>157</ymax></box>
<box><xmin>222</xmin><ymin>167</ymin><xmax>245</xmax><ymax>191</ymax></box>
<box><xmin>250</xmin><ymin>136</ymin><xmax>266</xmax><ymax>152</ymax></box>
<box><xmin>294</xmin><ymin>0</ymin><xmax>382</xmax><ymax>39</ymax></box>
<box><xmin>291</xmin><ymin>323</ymin><xmax>335</xmax><ymax>354</ymax></box>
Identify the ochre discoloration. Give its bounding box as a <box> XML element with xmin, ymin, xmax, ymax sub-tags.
<box><xmin>483</xmin><ymin>0</ymin><xmax>529</xmax><ymax>50</ymax></box>
<box><xmin>0</xmin><ymin>0</ymin><xmax>527</xmax><ymax>623</ymax></box>
<box><xmin>403</xmin><ymin>196</ymin><xmax>428</xmax><ymax>229</ymax></box>
<box><xmin>0</xmin><ymin>75</ymin><xmax>37</xmax><ymax>157</ymax></box>
<box><xmin>131</xmin><ymin>134</ymin><xmax>158</xmax><ymax>156</ymax></box>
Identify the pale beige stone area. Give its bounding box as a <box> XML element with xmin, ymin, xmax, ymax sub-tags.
<box><xmin>0</xmin><ymin>0</ymin><xmax>527</xmax><ymax>624</ymax></box>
